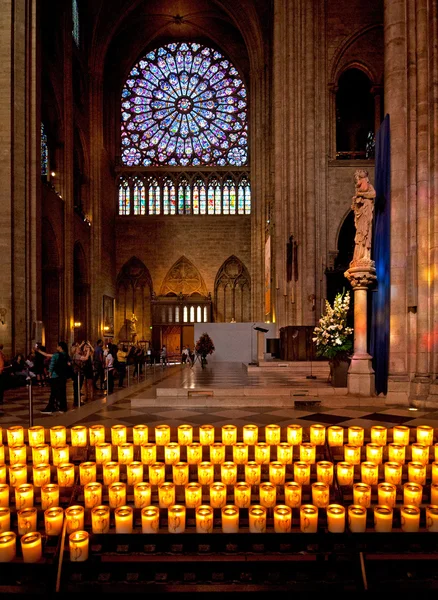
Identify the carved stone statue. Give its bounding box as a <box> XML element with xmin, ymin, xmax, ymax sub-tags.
<box><xmin>351</xmin><ymin>169</ymin><xmax>376</xmax><ymax>265</ymax></box>
<box><xmin>129</xmin><ymin>313</ymin><xmax>138</xmax><ymax>342</ymax></box>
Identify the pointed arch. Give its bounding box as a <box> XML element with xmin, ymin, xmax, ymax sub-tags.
<box><xmin>116</xmin><ymin>257</ymin><xmax>153</xmax><ymax>340</ymax></box>
<box><xmin>214</xmin><ymin>255</ymin><xmax>251</xmax><ymax>322</ymax></box>
<box><xmin>160</xmin><ymin>256</ymin><xmax>208</xmax><ymax>297</ymax></box>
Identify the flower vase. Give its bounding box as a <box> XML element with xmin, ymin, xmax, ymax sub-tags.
<box><xmin>329</xmin><ymin>358</ymin><xmax>350</xmax><ymax>388</ymax></box>
<box><xmin>201</xmin><ymin>356</ymin><xmax>208</xmax><ymax>368</ymax></box>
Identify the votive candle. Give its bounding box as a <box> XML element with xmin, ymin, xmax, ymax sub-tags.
<box><xmin>91</xmin><ymin>505</ymin><xmax>110</xmax><ymax>533</ymax></box>
<box><xmin>148</xmin><ymin>463</ymin><xmax>165</xmax><ymax>486</ymax></box>
<box><xmin>49</xmin><ymin>425</ymin><xmax>66</xmax><ymax>448</ymax></box>
<box><xmin>177</xmin><ymin>424</ymin><xmax>193</xmax><ymax>446</ymax></box>
<box><xmin>259</xmin><ymin>482</ymin><xmax>276</xmax><ymax>508</ymax></box>
<box><xmin>187</xmin><ymin>443</ymin><xmax>203</xmax><ymax>465</ymax></box>
<box><xmin>294</xmin><ymin>461</ymin><xmax>310</xmax><ymax>485</ymax></box>
<box><xmin>199</xmin><ymin>424</ymin><xmax>215</xmax><ymax>446</ymax></box>
<box><xmin>348</xmin><ymin>426</ymin><xmax>364</xmax><ymax>447</ymax></box>
<box><xmin>57</xmin><ymin>463</ymin><xmax>75</xmax><ymax>487</ymax></box>
<box><xmin>7</xmin><ymin>426</ymin><xmax>24</xmax><ymax>447</ymax></box>
<box><xmin>158</xmin><ymin>482</ymin><xmax>175</xmax><ymax>509</ymax></box>
<box><xmin>221</xmin><ymin>462</ymin><xmax>237</xmax><ymax>485</ymax></box>
<box><xmin>103</xmin><ymin>461</ymin><xmax>120</xmax><ymax>486</ymax></box>
<box><xmin>108</xmin><ymin>482</ymin><xmax>126</xmax><ymax>509</ymax></box>
<box><xmin>249</xmin><ymin>505</ymin><xmax>267</xmax><ymax>533</ymax></box>
<box><xmin>408</xmin><ymin>461</ymin><xmax>426</xmax><ymax>485</ymax></box>
<box><xmin>287</xmin><ymin>424</ymin><xmax>302</xmax><ymax>446</ymax></box>
<box><xmin>393</xmin><ymin>425</ymin><xmax>410</xmax><ymax>446</ymax></box>
<box><xmin>234</xmin><ymin>482</ymin><xmax>251</xmax><ymax>508</ymax></box>
<box><xmin>300</xmin><ymin>504</ymin><xmax>318</xmax><ymax>533</ymax></box>
<box><xmin>370</xmin><ymin>425</ymin><xmax>387</xmax><ymax>446</ymax></box>
<box><xmin>265</xmin><ymin>424</ymin><xmax>281</xmax><ymax>446</ymax></box>
<box><xmin>426</xmin><ymin>504</ymin><xmax>438</xmax><ymax>532</ymax></box>
<box><xmin>118</xmin><ymin>443</ymin><xmax>134</xmax><ymax>465</ymax></box>
<box><xmin>403</xmin><ymin>482</ymin><xmax>423</xmax><ymax>507</ymax></box>
<box><xmin>164</xmin><ymin>443</ymin><xmax>180</xmax><ymax>465</ymax></box>
<box><xmin>8</xmin><ymin>445</ymin><xmax>27</xmax><ymax>465</ymax></box>
<box><xmin>83</xmin><ymin>482</ymin><xmax>102</xmax><ymax>509</ymax></box>
<box><xmin>377</xmin><ymin>482</ymin><xmax>397</xmax><ymax>507</ymax></box>
<box><xmin>140</xmin><ymin>443</ymin><xmax>156</xmax><ymax>465</ymax></box>
<box><xmin>21</xmin><ymin>531</ymin><xmax>42</xmax><ymax>563</ymax></box>
<box><xmin>353</xmin><ymin>483</ymin><xmax>371</xmax><ymax>508</ymax></box>
<box><xmin>134</xmin><ymin>482</ymin><xmax>151</xmax><ymax>508</ymax></box>
<box><xmin>32</xmin><ymin>464</ymin><xmax>50</xmax><ymax>488</ymax></box>
<box><xmin>198</xmin><ymin>462</ymin><xmax>214</xmax><ymax>485</ymax></box>
<box><xmin>243</xmin><ymin>424</ymin><xmax>258</xmax><ymax>445</ymax></box>
<box><xmin>361</xmin><ymin>462</ymin><xmax>379</xmax><ymax>486</ymax></box>
<box><xmin>411</xmin><ymin>443</ymin><xmax>429</xmax><ymax>466</ymax></box>
<box><xmin>326</xmin><ymin>504</ymin><xmax>345</xmax><ymax>533</ymax></box>
<box><xmin>327</xmin><ymin>426</ymin><xmax>344</xmax><ymax>447</ymax></box>
<box><xmin>417</xmin><ymin>425</ymin><xmax>434</xmax><ymax>446</ymax></box>
<box><xmin>185</xmin><ymin>482</ymin><xmax>202</xmax><ymax>508</ymax></box>
<box><xmin>141</xmin><ymin>506</ymin><xmax>159</xmax><ymax>533</ymax></box>
<box><xmin>79</xmin><ymin>462</ymin><xmax>96</xmax><ymax>486</ymax></box>
<box><xmin>155</xmin><ymin>425</ymin><xmax>170</xmax><ymax>446</ymax></box>
<box><xmin>27</xmin><ymin>426</ymin><xmax>45</xmax><ymax>447</ymax></box>
<box><xmin>366</xmin><ymin>443</ymin><xmax>383</xmax><ymax>465</ymax></box>
<box><xmin>0</xmin><ymin>465</ymin><xmax>5</xmax><ymax>484</ymax></box>
<box><xmin>115</xmin><ymin>506</ymin><xmax>133</xmax><ymax>533</ymax></box>
<box><xmin>284</xmin><ymin>481</ymin><xmax>302</xmax><ymax>508</ymax></box>
<box><xmin>432</xmin><ymin>462</ymin><xmax>438</xmax><ymax>484</ymax></box>
<box><xmin>210</xmin><ymin>482</ymin><xmax>227</xmax><ymax>508</ymax></box>
<box><xmin>41</xmin><ymin>484</ymin><xmax>59</xmax><ymax>510</ymax></box>
<box><xmin>132</xmin><ymin>424</ymin><xmax>148</xmax><ymax>446</ymax></box>
<box><xmin>222</xmin><ymin>425</ymin><xmax>237</xmax><ymax>446</ymax></box>
<box><xmin>0</xmin><ymin>484</ymin><xmax>8</xmax><ymax>507</ymax></box>
<box><xmin>299</xmin><ymin>443</ymin><xmax>316</xmax><ymax>465</ymax></box>
<box><xmin>210</xmin><ymin>443</ymin><xmax>225</xmax><ymax>465</ymax></box>
<box><xmin>32</xmin><ymin>444</ymin><xmax>49</xmax><ymax>466</ymax></box>
<box><xmin>388</xmin><ymin>443</ymin><xmax>405</xmax><ymax>465</ymax></box>
<box><xmin>344</xmin><ymin>445</ymin><xmax>361</xmax><ymax>466</ymax></box>
<box><xmin>337</xmin><ymin>462</ymin><xmax>354</xmax><ymax>486</ymax></box>
<box><xmin>69</xmin><ymin>530</ymin><xmax>89</xmax><ymax>561</ymax></box>
<box><xmin>310</xmin><ymin>424</ymin><xmax>326</xmax><ymax>446</ymax></box>
<box><xmin>15</xmin><ymin>483</ymin><xmax>34</xmax><ymax>509</ymax></box>
<box><xmin>274</xmin><ymin>505</ymin><xmax>292</xmax><ymax>533</ymax></box>
<box><xmin>17</xmin><ymin>507</ymin><xmax>37</xmax><ymax>535</ymax></box>
<box><xmin>9</xmin><ymin>463</ymin><xmax>27</xmax><ymax>487</ymax></box>
<box><xmin>277</xmin><ymin>443</ymin><xmax>293</xmax><ymax>465</ymax></box>
<box><xmin>221</xmin><ymin>505</ymin><xmax>239</xmax><ymax>533</ymax></box>
<box><xmin>316</xmin><ymin>461</ymin><xmax>334</xmax><ymax>485</ymax></box>
<box><xmin>348</xmin><ymin>505</ymin><xmax>367</xmax><ymax>533</ymax></box>
<box><xmin>52</xmin><ymin>445</ymin><xmax>69</xmax><ymax>467</ymax></box>
<box><xmin>233</xmin><ymin>443</ymin><xmax>248</xmax><ymax>465</ymax></box>
<box><xmin>65</xmin><ymin>505</ymin><xmax>84</xmax><ymax>534</ymax></box>
<box><xmin>269</xmin><ymin>462</ymin><xmax>286</xmax><ymax>485</ymax></box>
<box><xmin>0</xmin><ymin>531</ymin><xmax>16</xmax><ymax>562</ymax></box>
<box><xmin>0</xmin><ymin>507</ymin><xmax>10</xmax><ymax>532</ymax></box>
<box><xmin>44</xmin><ymin>506</ymin><xmax>64</xmax><ymax>536</ymax></box>
<box><xmin>111</xmin><ymin>424</ymin><xmax>127</xmax><ymax>446</ymax></box>
<box><xmin>400</xmin><ymin>504</ymin><xmax>420</xmax><ymax>532</ymax></box>
<box><xmin>254</xmin><ymin>443</ymin><xmax>270</xmax><ymax>465</ymax></box>
<box><xmin>168</xmin><ymin>505</ymin><xmax>186</xmax><ymax>533</ymax></box>
<box><xmin>71</xmin><ymin>425</ymin><xmax>87</xmax><ymax>447</ymax></box>
<box><xmin>374</xmin><ymin>505</ymin><xmax>393</xmax><ymax>532</ymax></box>
<box><xmin>244</xmin><ymin>462</ymin><xmax>261</xmax><ymax>485</ymax></box>
<box><xmin>312</xmin><ymin>482</ymin><xmax>330</xmax><ymax>508</ymax></box>
<box><xmin>196</xmin><ymin>505</ymin><xmax>214</xmax><ymax>533</ymax></box>
<box><xmin>89</xmin><ymin>424</ymin><xmax>105</xmax><ymax>446</ymax></box>
<box><xmin>384</xmin><ymin>461</ymin><xmax>403</xmax><ymax>485</ymax></box>
<box><xmin>127</xmin><ymin>461</ymin><xmax>143</xmax><ymax>486</ymax></box>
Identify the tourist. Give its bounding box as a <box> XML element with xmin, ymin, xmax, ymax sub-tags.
<box><xmin>40</xmin><ymin>341</ymin><xmax>71</xmax><ymax>414</ymax></box>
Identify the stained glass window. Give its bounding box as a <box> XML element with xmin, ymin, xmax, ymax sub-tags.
<box><xmin>148</xmin><ymin>176</ymin><xmax>160</xmax><ymax>214</ymax></box>
<box><xmin>178</xmin><ymin>177</ymin><xmax>189</xmax><ymax>214</ymax></box>
<box><xmin>72</xmin><ymin>0</ymin><xmax>79</xmax><ymax>47</ymax></box>
<box><xmin>238</xmin><ymin>176</ymin><xmax>251</xmax><ymax>215</ymax></box>
<box><xmin>119</xmin><ymin>179</ymin><xmax>130</xmax><ymax>215</ymax></box>
<box><xmin>121</xmin><ymin>42</ymin><xmax>248</xmax><ymax>167</ymax></box>
<box><xmin>41</xmin><ymin>123</ymin><xmax>48</xmax><ymax>177</ymax></box>
<box><xmin>163</xmin><ymin>176</ymin><xmax>176</xmax><ymax>215</ymax></box>
<box><xmin>133</xmin><ymin>177</ymin><xmax>146</xmax><ymax>215</ymax></box>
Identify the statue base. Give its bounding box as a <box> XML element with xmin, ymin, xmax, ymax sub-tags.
<box><xmin>347</xmin><ymin>352</ymin><xmax>375</xmax><ymax>396</ymax></box>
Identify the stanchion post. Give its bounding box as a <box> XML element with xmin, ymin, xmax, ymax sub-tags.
<box><xmin>127</xmin><ymin>364</ymin><xmax>130</xmax><ymax>388</ymax></box>
<box><xmin>137</xmin><ymin>365</ymin><xmax>140</xmax><ymax>385</ymax></box>
<box><xmin>106</xmin><ymin>366</ymin><xmax>110</xmax><ymax>397</ymax></box>
<box><xmin>77</xmin><ymin>371</ymin><xmax>81</xmax><ymax>408</ymax></box>
<box><xmin>28</xmin><ymin>380</ymin><xmax>33</xmax><ymax>427</ymax></box>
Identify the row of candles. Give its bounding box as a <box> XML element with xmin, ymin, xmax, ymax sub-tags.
<box><xmin>1</xmin><ymin>423</ymin><xmax>436</xmax><ymax>449</ymax></box>
<box><xmin>2</xmin><ymin>501</ymin><xmax>438</xmax><ymax>563</ymax></box>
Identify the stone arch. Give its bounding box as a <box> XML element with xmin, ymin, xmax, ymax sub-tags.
<box><xmin>214</xmin><ymin>255</ymin><xmax>251</xmax><ymax>322</ymax></box>
<box><xmin>116</xmin><ymin>256</ymin><xmax>153</xmax><ymax>341</ymax></box>
<box><xmin>160</xmin><ymin>256</ymin><xmax>208</xmax><ymax>297</ymax></box>
<box><xmin>42</xmin><ymin>219</ymin><xmax>61</xmax><ymax>350</ymax></box>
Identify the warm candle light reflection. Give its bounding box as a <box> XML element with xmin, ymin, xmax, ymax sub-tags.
<box><xmin>384</xmin><ymin>461</ymin><xmax>403</xmax><ymax>485</ymax></box>
<box><xmin>417</xmin><ymin>425</ymin><xmax>434</xmax><ymax>446</ymax></box>
<box><xmin>103</xmin><ymin>461</ymin><xmax>120</xmax><ymax>486</ymax></box>
<box><xmin>245</xmin><ymin>462</ymin><xmax>261</xmax><ymax>485</ymax></box>
<box><xmin>274</xmin><ymin>505</ymin><xmax>292</xmax><ymax>533</ymax></box>
<box><xmin>149</xmin><ymin>463</ymin><xmax>166</xmax><ymax>486</ymax></box>
<box><xmin>327</xmin><ymin>504</ymin><xmax>345</xmax><ymax>533</ymax></box>
<box><xmin>111</xmin><ymin>424</ymin><xmax>127</xmax><ymax>446</ymax></box>
<box><xmin>327</xmin><ymin>426</ymin><xmax>344</xmax><ymax>447</ymax></box>
<box><xmin>91</xmin><ymin>505</ymin><xmax>110</xmax><ymax>533</ymax></box>
<box><xmin>344</xmin><ymin>445</ymin><xmax>361</xmax><ymax>465</ymax></box>
<box><xmin>44</xmin><ymin>506</ymin><xmax>64</xmax><ymax>536</ymax></box>
<box><xmin>377</xmin><ymin>482</ymin><xmax>397</xmax><ymax>507</ymax></box>
<box><xmin>316</xmin><ymin>461</ymin><xmax>334</xmax><ymax>485</ymax></box>
<box><xmin>196</xmin><ymin>505</ymin><xmax>214</xmax><ymax>533</ymax></box>
<box><xmin>411</xmin><ymin>443</ymin><xmax>429</xmax><ymax>466</ymax></box>
<box><xmin>127</xmin><ymin>462</ymin><xmax>143</xmax><ymax>486</ymax></box>
<box><xmin>118</xmin><ymin>443</ymin><xmax>134</xmax><ymax>465</ymax></box>
<box><xmin>361</xmin><ymin>462</ymin><xmax>379</xmax><ymax>485</ymax></box>
<box><xmin>0</xmin><ymin>507</ymin><xmax>10</xmax><ymax>533</ymax></box>
<box><xmin>71</xmin><ymin>426</ymin><xmax>87</xmax><ymax>447</ymax></box>
<box><xmin>408</xmin><ymin>461</ymin><xmax>426</xmax><ymax>485</ymax></box>
<box><xmin>221</xmin><ymin>505</ymin><xmax>239</xmax><ymax>533</ymax></box>
<box><xmin>210</xmin><ymin>482</ymin><xmax>227</xmax><ymax>508</ymax></box>
<box><xmin>177</xmin><ymin>424</ymin><xmax>193</xmax><ymax>446</ymax></box>
<box><xmin>299</xmin><ymin>443</ymin><xmax>316</xmax><ymax>464</ymax></box>
<box><xmin>210</xmin><ymin>443</ymin><xmax>226</xmax><ymax>465</ymax></box>
<box><xmin>17</xmin><ymin>507</ymin><xmax>37</xmax><ymax>535</ymax></box>
<box><xmin>388</xmin><ymin>443</ymin><xmax>405</xmax><ymax>465</ymax></box>
<box><xmin>393</xmin><ymin>425</ymin><xmax>410</xmax><ymax>446</ymax></box>
<box><xmin>168</xmin><ymin>505</ymin><xmax>186</xmax><ymax>533</ymax></box>
<box><xmin>233</xmin><ymin>443</ymin><xmax>248</xmax><ymax>465</ymax></box>
<box><xmin>132</xmin><ymin>424</ymin><xmax>148</xmax><ymax>446</ymax></box>
<box><xmin>300</xmin><ymin>504</ymin><xmax>318</xmax><ymax>533</ymax></box>
<box><xmin>187</xmin><ymin>443</ymin><xmax>203</xmax><ymax>465</ymax></box>
<box><xmin>155</xmin><ymin>425</ymin><xmax>171</xmax><ymax>446</ymax></box>
<box><xmin>15</xmin><ymin>483</ymin><xmax>34</xmax><ymax>509</ymax></box>
<box><xmin>353</xmin><ymin>483</ymin><xmax>371</xmax><ymax>508</ymax></box>
<box><xmin>164</xmin><ymin>443</ymin><xmax>180</xmax><ymax>465</ymax></box>
<box><xmin>140</xmin><ymin>443</ymin><xmax>157</xmax><ymax>465</ymax></box>
<box><xmin>199</xmin><ymin>425</ymin><xmax>215</xmax><ymax>446</ymax></box>
<box><xmin>65</xmin><ymin>505</ymin><xmax>84</xmax><ymax>534</ymax></box>
<box><xmin>310</xmin><ymin>424</ymin><xmax>326</xmax><ymax>446</ymax></box>
<box><xmin>7</xmin><ymin>426</ymin><xmax>24</xmax><ymax>447</ymax></box>
<box><xmin>33</xmin><ymin>464</ymin><xmax>50</xmax><ymax>488</ymax></box>
<box><xmin>234</xmin><ymin>482</ymin><xmax>251</xmax><ymax>508</ymax></box>
<box><xmin>222</xmin><ymin>425</ymin><xmax>237</xmax><ymax>446</ymax></box>
<box><xmin>57</xmin><ymin>463</ymin><xmax>75</xmax><ymax>487</ymax></box>
<box><xmin>400</xmin><ymin>504</ymin><xmax>420</xmax><ymax>532</ymax></box>
<box><xmin>79</xmin><ymin>462</ymin><xmax>96</xmax><ymax>486</ymax></box>
<box><xmin>115</xmin><ymin>506</ymin><xmax>133</xmax><ymax>533</ymax></box>
<box><xmin>348</xmin><ymin>426</ymin><xmax>364</xmax><ymax>447</ymax></box>
<box><xmin>49</xmin><ymin>425</ymin><xmax>66</xmax><ymax>448</ymax></box>
<box><xmin>426</xmin><ymin>505</ymin><xmax>438</xmax><ymax>532</ymax></box>
<box><xmin>312</xmin><ymin>482</ymin><xmax>330</xmax><ymax>508</ymax></box>
<box><xmin>8</xmin><ymin>444</ymin><xmax>27</xmax><ymax>466</ymax></box>
<box><xmin>221</xmin><ymin>461</ymin><xmax>238</xmax><ymax>485</ymax></box>
<box><xmin>403</xmin><ymin>482</ymin><xmax>423</xmax><ymax>507</ymax></box>
<box><xmin>287</xmin><ymin>424</ymin><xmax>302</xmax><ymax>446</ymax></box>
<box><xmin>109</xmin><ymin>482</ymin><xmax>126</xmax><ymax>509</ymax></box>
<box><xmin>249</xmin><ymin>505</ymin><xmax>267</xmax><ymax>533</ymax></box>
<box><xmin>52</xmin><ymin>445</ymin><xmax>69</xmax><ymax>467</ymax></box>
<box><xmin>27</xmin><ymin>426</ymin><xmax>45</xmax><ymax>447</ymax></box>
<box><xmin>69</xmin><ymin>530</ymin><xmax>89</xmax><ymax>561</ymax></box>
<box><xmin>265</xmin><ymin>424</ymin><xmax>281</xmax><ymax>446</ymax></box>
<box><xmin>198</xmin><ymin>462</ymin><xmax>214</xmax><ymax>485</ymax></box>
<box><xmin>158</xmin><ymin>482</ymin><xmax>175</xmax><ymax>509</ymax></box>
<box><xmin>374</xmin><ymin>505</ymin><xmax>393</xmax><ymax>532</ymax></box>
<box><xmin>0</xmin><ymin>531</ymin><xmax>16</xmax><ymax>562</ymax></box>
<box><xmin>348</xmin><ymin>505</ymin><xmax>367</xmax><ymax>533</ymax></box>
<box><xmin>95</xmin><ymin>443</ymin><xmax>112</xmax><ymax>465</ymax></box>
<box><xmin>366</xmin><ymin>443</ymin><xmax>383</xmax><ymax>465</ymax></box>
<box><xmin>0</xmin><ymin>484</ymin><xmax>8</xmax><ymax>507</ymax></box>
<box><xmin>259</xmin><ymin>482</ymin><xmax>276</xmax><ymax>508</ymax></box>
<box><xmin>185</xmin><ymin>482</ymin><xmax>202</xmax><ymax>508</ymax></box>
<box><xmin>294</xmin><ymin>461</ymin><xmax>311</xmax><ymax>485</ymax></box>
<box><xmin>32</xmin><ymin>444</ymin><xmax>49</xmax><ymax>466</ymax></box>
<box><xmin>284</xmin><ymin>481</ymin><xmax>302</xmax><ymax>508</ymax></box>
<box><xmin>21</xmin><ymin>531</ymin><xmax>42</xmax><ymax>563</ymax></box>
<box><xmin>141</xmin><ymin>506</ymin><xmax>159</xmax><ymax>533</ymax></box>
<box><xmin>370</xmin><ymin>426</ymin><xmax>387</xmax><ymax>446</ymax></box>
<box><xmin>134</xmin><ymin>482</ymin><xmax>151</xmax><ymax>508</ymax></box>
<box><xmin>277</xmin><ymin>443</ymin><xmax>293</xmax><ymax>464</ymax></box>
<box><xmin>41</xmin><ymin>484</ymin><xmax>59</xmax><ymax>510</ymax></box>
<box><xmin>84</xmin><ymin>482</ymin><xmax>102</xmax><ymax>509</ymax></box>
<box><xmin>89</xmin><ymin>425</ymin><xmax>105</xmax><ymax>446</ymax></box>
<box><xmin>243</xmin><ymin>424</ymin><xmax>258</xmax><ymax>445</ymax></box>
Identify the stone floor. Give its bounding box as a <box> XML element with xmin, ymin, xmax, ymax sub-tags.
<box><xmin>0</xmin><ymin>361</ymin><xmax>436</xmax><ymax>432</ymax></box>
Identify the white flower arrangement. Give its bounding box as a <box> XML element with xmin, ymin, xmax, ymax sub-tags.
<box><xmin>313</xmin><ymin>291</ymin><xmax>353</xmax><ymax>362</ymax></box>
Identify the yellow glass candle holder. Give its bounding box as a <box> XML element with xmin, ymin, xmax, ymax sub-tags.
<box><xmin>400</xmin><ymin>504</ymin><xmax>420</xmax><ymax>532</ymax></box>
<box><xmin>233</xmin><ymin>443</ymin><xmax>248</xmax><ymax>465</ymax></box>
<box><xmin>259</xmin><ymin>482</ymin><xmax>276</xmax><ymax>508</ymax></box>
<box><xmin>44</xmin><ymin>506</ymin><xmax>64</xmax><ymax>536</ymax></box>
<box><xmin>432</xmin><ymin>462</ymin><xmax>438</xmax><ymax>484</ymax></box>
<box><xmin>65</xmin><ymin>505</ymin><xmax>84</xmax><ymax>535</ymax></box>
<box><xmin>141</xmin><ymin>506</ymin><xmax>159</xmax><ymax>533</ymax></box>
<box><xmin>370</xmin><ymin>425</ymin><xmax>387</xmax><ymax>446</ymax></box>
<box><xmin>312</xmin><ymin>482</ymin><xmax>330</xmax><ymax>508</ymax></box>
<box><xmin>210</xmin><ymin>482</ymin><xmax>227</xmax><ymax>508</ymax></box>
<box><xmin>300</xmin><ymin>443</ymin><xmax>316</xmax><ymax>465</ymax></box>
<box><xmin>134</xmin><ymin>482</ymin><xmax>151</xmax><ymax>508</ymax></box>
<box><xmin>41</xmin><ymin>484</ymin><xmax>59</xmax><ymax>510</ymax></box>
<box><xmin>27</xmin><ymin>426</ymin><xmax>45</xmax><ymax>447</ymax></box>
<box><xmin>0</xmin><ymin>507</ymin><xmax>10</xmax><ymax>533</ymax></box>
<box><xmin>7</xmin><ymin>426</ymin><xmax>24</xmax><ymax>447</ymax></box>
<box><xmin>374</xmin><ymin>505</ymin><xmax>393</xmax><ymax>532</ymax></box>
<box><xmin>140</xmin><ymin>443</ymin><xmax>157</xmax><ymax>465</ymax></box>
<box><xmin>269</xmin><ymin>462</ymin><xmax>286</xmax><ymax>485</ymax></box>
<box><xmin>384</xmin><ymin>461</ymin><xmax>403</xmax><ymax>485</ymax></box>
<box><xmin>265</xmin><ymin>424</ymin><xmax>281</xmax><ymax>446</ymax></box>
<box><xmin>111</xmin><ymin>424</ymin><xmax>127</xmax><ymax>446</ymax></box>
<box><xmin>254</xmin><ymin>443</ymin><xmax>270</xmax><ymax>465</ymax></box>
<box><xmin>118</xmin><ymin>443</ymin><xmax>134</xmax><ymax>465</ymax></box>
<box><xmin>52</xmin><ymin>445</ymin><xmax>69</xmax><ymax>467</ymax></box>
<box><xmin>327</xmin><ymin>426</ymin><xmax>344</xmax><ymax>447</ymax></box>
<box><xmin>168</xmin><ymin>505</ymin><xmax>186</xmax><ymax>533</ymax></box>
<box><xmin>222</xmin><ymin>425</ymin><xmax>237</xmax><ymax>446</ymax></box>
<box><xmin>91</xmin><ymin>505</ymin><xmax>110</xmax><ymax>533</ymax></box>
<box><xmin>32</xmin><ymin>444</ymin><xmax>49</xmax><ymax>466</ymax></box>
<box><xmin>377</xmin><ymin>482</ymin><xmax>397</xmax><ymax>507</ymax></box>
<box><xmin>0</xmin><ymin>465</ymin><xmax>5</xmax><ymax>484</ymax></box>
<box><xmin>126</xmin><ymin>461</ymin><xmax>143</xmax><ymax>486</ymax></box>
<box><xmin>243</xmin><ymin>424</ymin><xmax>258</xmax><ymax>445</ymax></box>
<box><xmin>348</xmin><ymin>426</ymin><xmax>364</xmax><ymax>447</ymax></box>
<box><xmin>403</xmin><ymin>482</ymin><xmax>423</xmax><ymax>507</ymax></box>
<box><xmin>411</xmin><ymin>443</ymin><xmax>429</xmax><ymax>466</ymax></box>
<box><xmin>310</xmin><ymin>424</ymin><xmax>326</xmax><ymax>446</ymax></box>
<box><xmin>32</xmin><ymin>464</ymin><xmax>50</xmax><ymax>488</ymax></box>
<box><xmin>199</xmin><ymin>424</ymin><xmax>215</xmax><ymax>446</ymax></box>
<box><xmin>185</xmin><ymin>482</ymin><xmax>202</xmax><ymax>508</ymax></box>
<box><xmin>0</xmin><ymin>484</ymin><xmax>8</xmax><ymax>507</ymax></box>
<box><xmin>221</xmin><ymin>462</ymin><xmax>237</xmax><ymax>485</ymax></box>
<box><xmin>8</xmin><ymin>445</ymin><xmax>27</xmax><ymax>466</ymax></box>
<box><xmin>276</xmin><ymin>443</ymin><xmax>293</xmax><ymax>465</ymax></box>
<box><xmin>393</xmin><ymin>425</ymin><xmax>410</xmax><ymax>446</ymax></box>
<box><xmin>221</xmin><ymin>505</ymin><xmax>239</xmax><ymax>533</ymax></box>
<box><xmin>148</xmin><ymin>462</ymin><xmax>166</xmax><ymax>486</ymax></box>
<box><xmin>69</xmin><ymin>530</ymin><xmax>89</xmax><ymax>561</ymax></box>
<box><xmin>284</xmin><ymin>481</ymin><xmax>302</xmax><ymax>508</ymax></box>
<box><xmin>21</xmin><ymin>531</ymin><xmax>42</xmax><ymax>563</ymax></box>
<box><xmin>15</xmin><ymin>483</ymin><xmax>34</xmax><ymax>509</ymax></box>
<box><xmin>234</xmin><ymin>482</ymin><xmax>251</xmax><ymax>508</ymax></box>
<box><xmin>293</xmin><ymin>461</ymin><xmax>310</xmax><ymax>485</ymax></box>
<box><xmin>326</xmin><ymin>504</ymin><xmax>345</xmax><ymax>533</ymax></box>
<box><xmin>115</xmin><ymin>506</ymin><xmax>133</xmax><ymax>533</ymax></box>
<box><xmin>245</xmin><ymin>462</ymin><xmax>261</xmax><ymax>485</ymax></box>
<box><xmin>274</xmin><ymin>505</ymin><xmax>292</xmax><ymax>533</ymax></box>
<box><xmin>172</xmin><ymin>462</ymin><xmax>189</xmax><ymax>486</ymax></box>
<box><xmin>103</xmin><ymin>461</ymin><xmax>120</xmax><ymax>486</ymax></box>
<box><xmin>426</xmin><ymin>504</ymin><xmax>438</xmax><ymax>532</ymax></box>
<box><xmin>9</xmin><ymin>463</ymin><xmax>27</xmax><ymax>487</ymax></box>
<box><xmin>57</xmin><ymin>463</ymin><xmax>75</xmax><ymax>487</ymax></box>
<box><xmin>353</xmin><ymin>482</ymin><xmax>371</xmax><ymax>508</ymax></box>
<box><xmin>49</xmin><ymin>425</ymin><xmax>66</xmax><ymax>448</ymax></box>
<box><xmin>71</xmin><ymin>426</ymin><xmax>87</xmax><ymax>447</ymax></box>
<box><xmin>344</xmin><ymin>445</ymin><xmax>361</xmax><ymax>466</ymax></box>
<box><xmin>89</xmin><ymin>424</ymin><xmax>105</xmax><ymax>447</ymax></box>
<box><xmin>0</xmin><ymin>445</ymin><xmax>4</xmax><ymax>466</ymax></box>
<box><xmin>348</xmin><ymin>504</ymin><xmax>367</xmax><ymax>533</ymax></box>
<box><xmin>408</xmin><ymin>461</ymin><xmax>426</xmax><ymax>485</ymax></box>
<box><xmin>361</xmin><ymin>462</ymin><xmax>379</xmax><ymax>486</ymax></box>
<box><xmin>210</xmin><ymin>443</ymin><xmax>226</xmax><ymax>465</ymax></box>
<box><xmin>164</xmin><ymin>443</ymin><xmax>180</xmax><ymax>465</ymax></box>
<box><xmin>187</xmin><ymin>443</ymin><xmax>203</xmax><ymax>465</ymax></box>
<box><xmin>417</xmin><ymin>425</ymin><xmax>434</xmax><ymax>446</ymax></box>
<box><xmin>196</xmin><ymin>505</ymin><xmax>214</xmax><ymax>533</ymax></box>
<box><xmin>366</xmin><ymin>443</ymin><xmax>383</xmax><ymax>465</ymax></box>
<box><xmin>249</xmin><ymin>505</ymin><xmax>267</xmax><ymax>533</ymax></box>
<box><xmin>158</xmin><ymin>482</ymin><xmax>175</xmax><ymax>509</ymax></box>
<box><xmin>79</xmin><ymin>462</ymin><xmax>96</xmax><ymax>486</ymax></box>
<box><xmin>132</xmin><ymin>424</ymin><xmax>148</xmax><ymax>446</ymax></box>
<box><xmin>17</xmin><ymin>507</ymin><xmax>37</xmax><ymax>535</ymax></box>
<box><xmin>108</xmin><ymin>482</ymin><xmax>126</xmax><ymax>509</ymax></box>
<box><xmin>300</xmin><ymin>504</ymin><xmax>318</xmax><ymax>533</ymax></box>
<box><xmin>155</xmin><ymin>425</ymin><xmax>171</xmax><ymax>446</ymax></box>
<box><xmin>388</xmin><ymin>443</ymin><xmax>405</xmax><ymax>465</ymax></box>
<box><xmin>287</xmin><ymin>424</ymin><xmax>302</xmax><ymax>446</ymax></box>
<box><xmin>198</xmin><ymin>462</ymin><xmax>214</xmax><ymax>485</ymax></box>
<box><xmin>0</xmin><ymin>531</ymin><xmax>16</xmax><ymax>562</ymax></box>
<box><xmin>316</xmin><ymin>461</ymin><xmax>334</xmax><ymax>485</ymax></box>
<box><xmin>83</xmin><ymin>482</ymin><xmax>102</xmax><ymax>509</ymax></box>
<box><xmin>177</xmin><ymin>424</ymin><xmax>193</xmax><ymax>446</ymax></box>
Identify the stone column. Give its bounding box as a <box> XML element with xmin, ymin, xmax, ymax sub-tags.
<box><xmin>345</xmin><ymin>266</ymin><xmax>377</xmax><ymax>396</ymax></box>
